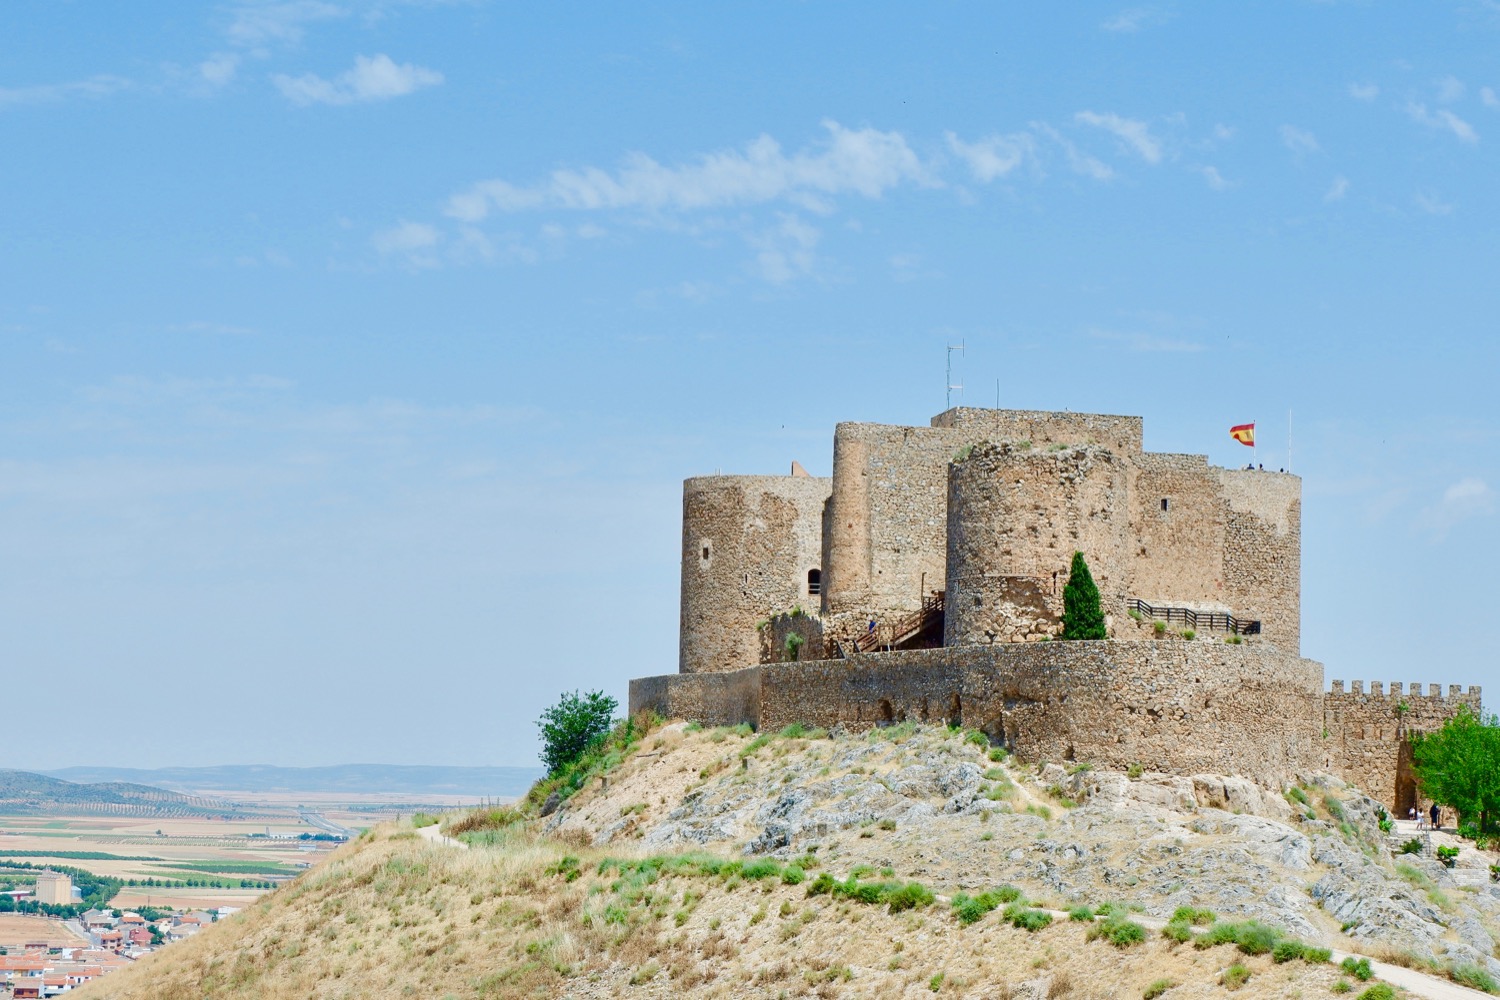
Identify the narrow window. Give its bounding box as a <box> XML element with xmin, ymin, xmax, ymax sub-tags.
<box><xmin>807</xmin><ymin>568</ymin><xmax>822</xmax><ymax>596</ymax></box>
<box><xmin>1161</xmin><ymin>498</ymin><xmax>1169</xmax><ymax>512</ymax></box>
<box><xmin>701</xmin><ymin>545</ymin><xmax>710</xmax><ymax>560</ymax></box>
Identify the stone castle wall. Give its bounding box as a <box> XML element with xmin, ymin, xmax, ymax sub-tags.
<box><xmin>679</xmin><ymin>475</ymin><xmax>830</xmax><ymax>674</ymax></box>
<box><xmin>633</xmin><ymin>641</ymin><xmax>1326</xmax><ymax>788</ymax></box>
<box><xmin>945</xmin><ymin>443</ymin><xmax>1131</xmax><ymax>644</ymax></box>
<box><xmin>1322</xmin><ymin>680</ymin><xmax>1483</xmax><ymax>813</ymax></box>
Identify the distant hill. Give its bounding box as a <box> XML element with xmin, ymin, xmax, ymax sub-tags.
<box><xmin>0</xmin><ymin>770</ymin><xmax>235</xmax><ymax>817</ymax></box>
<box><xmin>41</xmin><ymin>764</ymin><xmax>542</xmax><ymax>798</ymax></box>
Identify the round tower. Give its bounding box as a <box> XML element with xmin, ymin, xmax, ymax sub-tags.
<box><xmin>945</xmin><ymin>442</ymin><xmax>1130</xmax><ymax>646</ymax></box>
<box><xmin>679</xmin><ymin>474</ymin><xmax>831</xmax><ymax>674</ymax></box>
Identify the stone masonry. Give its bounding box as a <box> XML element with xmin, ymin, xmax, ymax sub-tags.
<box><xmin>642</xmin><ymin>405</ymin><xmax>1482</xmax><ymax>809</ymax></box>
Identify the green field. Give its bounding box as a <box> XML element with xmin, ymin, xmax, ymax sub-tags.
<box><xmin>148</xmin><ymin>860</ymin><xmax>302</xmax><ymax>876</ymax></box>
<box><xmin>0</xmin><ymin>851</ymin><xmax>163</xmax><ymax>861</ymax></box>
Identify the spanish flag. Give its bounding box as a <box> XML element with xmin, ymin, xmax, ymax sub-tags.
<box><xmin>1230</xmin><ymin>422</ymin><xmax>1255</xmax><ymax>446</ymax></box>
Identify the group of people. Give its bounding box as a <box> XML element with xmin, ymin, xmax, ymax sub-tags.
<box><xmin>1411</xmin><ymin>802</ymin><xmax>1444</xmax><ymax>831</ymax></box>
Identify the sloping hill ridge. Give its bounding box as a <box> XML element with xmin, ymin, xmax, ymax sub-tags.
<box><xmin>71</xmin><ymin>722</ymin><xmax>1500</xmax><ymax>999</ymax></box>
<box><xmin>0</xmin><ymin>769</ymin><xmax>235</xmax><ymax>817</ymax></box>
<box><xmin>42</xmin><ymin>763</ymin><xmax>541</xmax><ymax>797</ymax></box>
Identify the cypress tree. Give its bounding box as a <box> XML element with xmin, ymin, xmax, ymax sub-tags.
<box><xmin>1060</xmin><ymin>551</ymin><xmax>1107</xmax><ymax>640</ymax></box>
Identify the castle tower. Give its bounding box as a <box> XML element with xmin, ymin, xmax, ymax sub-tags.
<box><xmin>679</xmin><ymin>474</ymin><xmax>831</xmax><ymax>673</ymax></box>
<box><xmin>944</xmin><ymin>442</ymin><xmax>1131</xmax><ymax>645</ymax></box>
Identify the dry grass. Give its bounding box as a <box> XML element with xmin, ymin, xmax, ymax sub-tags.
<box><xmin>71</xmin><ymin>819</ymin><xmax>1355</xmax><ymax>1000</ymax></box>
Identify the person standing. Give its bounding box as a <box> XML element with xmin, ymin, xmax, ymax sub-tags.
<box><xmin>1430</xmin><ymin>802</ymin><xmax>1441</xmax><ymax>831</ymax></box>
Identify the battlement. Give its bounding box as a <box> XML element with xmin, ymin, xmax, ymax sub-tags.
<box><xmin>1327</xmin><ymin>680</ymin><xmax>1483</xmax><ymax>701</ymax></box>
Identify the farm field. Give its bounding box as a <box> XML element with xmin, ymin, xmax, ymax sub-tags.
<box><xmin>0</xmin><ymin>913</ymin><xmax>88</xmax><ymax>949</ymax></box>
<box><xmin>0</xmin><ymin>789</ymin><xmax>483</xmax><ymax>903</ymax></box>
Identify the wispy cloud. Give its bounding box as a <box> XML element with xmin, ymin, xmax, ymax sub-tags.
<box><xmin>1436</xmin><ymin>75</ymin><xmax>1466</xmax><ymax>102</ymax></box>
<box><xmin>1482</xmin><ymin>86</ymin><xmax>1499</xmax><ymax>108</ymax></box>
<box><xmin>1421</xmin><ymin>476</ymin><xmax>1494</xmax><ymax>540</ymax></box>
<box><xmin>273</xmin><ymin>53</ymin><xmax>443</xmax><ymax>105</ymax></box>
<box><xmin>1415</xmin><ymin>190</ymin><xmax>1454</xmax><ymax>215</ymax></box>
<box><xmin>372</xmin><ymin>221</ymin><xmax>441</xmax><ymax>266</ymax></box>
<box><xmin>445</xmin><ymin>120</ymin><xmax>935</xmax><ymax>222</ymax></box>
<box><xmin>1074</xmin><ymin>111</ymin><xmax>1162</xmax><ymax>163</ymax></box>
<box><xmin>1196</xmin><ymin>165</ymin><xmax>1231</xmax><ymax>190</ymax></box>
<box><xmin>0</xmin><ymin>75</ymin><xmax>132</xmax><ymax>109</ymax></box>
<box><xmin>1348</xmin><ymin>82</ymin><xmax>1380</xmax><ymax>101</ymax></box>
<box><xmin>748</xmin><ymin>214</ymin><xmax>820</xmax><ymax>284</ymax></box>
<box><xmin>1405</xmin><ymin>102</ymin><xmax>1479</xmax><ymax>143</ymax></box>
<box><xmin>1280</xmin><ymin>124</ymin><xmax>1320</xmax><ymax>156</ymax></box>
<box><xmin>1034</xmin><ymin>124</ymin><xmax>1114</xmax><ymax>180</ymax></box>
<box><xmin>1100</xmin><ymin>7</ymin><xmax>1170</xmax><ymax>33</ymax></box>
<box><xmin>199</xmin><ymin>53</ymin><xmax>241</xmax><ymax>88</ymax></box>
<box><xmin>227</xmin><ymin>0</ymin><xmax>347</xmax><ymax>49</ymax></box>
<box><xmin>1324</xmin><ymin>175</ymin><xmax>1349</xmax><ymax>202</ymax></box>
<box><xmin>944</xmin><ymin>131</ymin><xmax>1035</xmax><ymax>181</ymax></box>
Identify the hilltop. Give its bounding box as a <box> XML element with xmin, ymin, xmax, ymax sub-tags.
<box><xmin>0</xmin><ymin>769</ymin><xmax>236</xmax><ymax>818</ymax></box>
<box><xmin>41</xmin><ymin>763</ymin><xmax>542</xmax><ymax>798</ymax></box>
<box><xmin>72</xmin><ymin>721</ymin><xmax>1500</xmax><ymax>999</ymax></box>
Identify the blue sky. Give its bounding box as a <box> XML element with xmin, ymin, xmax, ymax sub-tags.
<box><xmin>2</xmin><ymin>2</ymin><xmax>1496</xmax><ymax>769</ymax></box>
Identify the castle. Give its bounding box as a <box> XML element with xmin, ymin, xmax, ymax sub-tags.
<box><xmin>629</xmin><ymin>407</ymin><xmax>1481</xmax><ymax>811</ymax></box>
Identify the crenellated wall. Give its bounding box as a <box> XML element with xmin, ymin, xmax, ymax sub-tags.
<box><xmin>1322</xmin><ymin>680</ymin><xmax>1483</xmax><ymax>812</ymax></box>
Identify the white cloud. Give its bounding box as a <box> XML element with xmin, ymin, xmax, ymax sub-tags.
<box><xmin>0</xmin><ymin>75</ymin><xmax>131</xmax><ymax>109</ymax></box>
<box><xmin>1280</xmin><ymin>124</ymin><xmax>1320</xmax><ymax>156</ymax></box>
<box><xmin>748</xmin><ymin>214</ymin><xmax>820</xmax><ymax>284</ymax></box>
<box><xmin>227</xmin><ymin>1</ymin><xmax>347</xmax><ymax>48</ymax></box>
<box><xmin>1405</xmin><ymin>102</ymin><xmax>1479</xmax><ymax>143</ymax></box>
<box><xmin>1415</xmin><ymin>190</ymin><xmax>1454</xmax><ymax>215</ymax></box>
<box><xmin>1482</xmin><ymin>86</ymin><xmax>1499</xmax><ymax>108</ymax></box>
<box><xmin>200</xmin><ymin>53</ymin><xmax>241</xmax><ymax>87</ymax></box>
<box><xmin>944</xmin><ymin>131</ymin><xmax>1034</xmax><ymax>181</ymax></box>
<box><xmin>1324</xmin><ymin>175</ymin><xmax>1349</xmax><ymax>202</ymax></box>
<box><xmin>1197</xmin><ymin>165</ymin><xmax>1231</xmax><ymax>191</ymax></box>
<box><xmin>1212</xmin><ymin>123</ymin><xmax>1236</xmax><ymax>141</ymax></box>
<box><xmin>273</xmin><ymin>53</ymin><xmax>443</xmax><ymax>106</ymax></box>
<box><xmin>1437</xmin><ymin>75</ymin><xmax>1466</xmax><ymax>102</ymax></box>
<box><xmin>1032</xmin><ymin>124</ymin><xmax>1114</xmax><ymax>181</ymax></box>
<box><xmin>1422</xmin><ymin>477</ymin><xmax>1495</xmax><ymax>540</ymax></box>
<box><xmin>373</xmin><ymin>221</ymin><xmax>441</xmax><ymax>262</ymax></box>
<box><xmin>1074</xmin><ymin>111</ymin><xmax>1162</xmax><ymax>163</ymax></box>
<box><xmin>445</xmin><ymin>120</ymin><xmax>934</xmax><ymax>222</ymax></box>
<box><xmin>1348</xmin><ymin>82</ymin><xmax>1380</xmax><ymax>101</ymax></box>
<box><xmin>1100</xmin><ymin>7</ymin><xmax>1168</xmax><ymax>32</ymax></box>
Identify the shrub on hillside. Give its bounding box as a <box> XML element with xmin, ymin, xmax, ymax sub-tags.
<box><xmin>538</xmin><ymin>690</ymin><xmax>618</xmax><ymax>775</ymax></box>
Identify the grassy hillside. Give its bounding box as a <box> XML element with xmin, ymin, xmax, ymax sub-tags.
<box><xmin>0</xmin><ymin>769</ymin><xmax>236</xmax><ymax>817</ymax></box>
<box><xmin>72</xmin><ymin>718</ymin><xmax>1500</xmax><ymax>999</ymax></box>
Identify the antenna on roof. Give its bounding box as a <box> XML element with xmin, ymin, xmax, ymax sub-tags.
<box><xmin>946</xmin><ymin>340</ymin><xmax>965</xmax><ymax>410</ymax></box>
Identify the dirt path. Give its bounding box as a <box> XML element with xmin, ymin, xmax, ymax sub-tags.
<box><xmin>416</xmin><ymin>823</ymin><xmax>466</xmax><ymax>850</ymax></box>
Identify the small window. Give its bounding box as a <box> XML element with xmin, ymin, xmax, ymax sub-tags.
<box><xmin>807</xmin><ymin>568</ymin><xmax>822</xmax><ymax>596</ymax></box>
<box><xmin>701</xmin><ymin>546</ymin><xmax>710</xmax><ymax>560</ymax></box>
<box><xmin>1160</xmin><ymin>498</ymin><xmax>1169</xmax><ymax>512</ymax></box>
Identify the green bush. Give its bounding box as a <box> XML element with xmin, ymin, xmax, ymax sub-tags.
<box><xmin>1068</xmin><ymin>905</ymin><xmax>1094</xmax><ymax>922</ymax></box>
<box><xmin>1271</xmin><ymin>939</ymin><xmax>1305</xmax><ymax>963</ymax></box>
<box><xmin>1088</xmin><ymin>917</ymin><xmax>1146</xmax><ymax>948</ymax></box>
<box><xmin>1397</xmin><ymin>837</ymin><xmax>1425</xmax><ymax>855</ymax></box>
<box><xmin>1354</xmin><ymin>986</ymin><xmax>1394</xmax><ymax>1000</ymax></box>
<box><xmin>1450</xmin><ymin>964</ymin><xmax>1499</xmax><ymax>993</ymax></box>
<box><xmin>1341</xmin><ymin>957</ymin><xmax>1373</xmax><ymax>982</ymax></box>
<box><xmin>1003</xmin><ymin>904</ymin><xmax>1053</xmax><ymax>932</ymax></box>
<box><xmin>1152</xmin><ymin>620</ymin><xmax>1167</xmax><ymax>636</ymax></box>
<box><xmin>780</xmin><ymin>866</ymin><xmax>805</xmax><ymax>886</ymax></box>
<box><xmin>537</xmin><ymin>690</ymin><xmax>618</xmax><ymax>774</ymax></box>
<box><xmin>1169</xmin><ymin>906</ymin><xmax>1216</xmax><ymax>926</ymax></box>
<box><xmin>1142</xmin><ymin>980</ymin><xmax>1174</xmax><ymax>1000</ymax></box>
<box><xmin>884</xmin><ymin>882</ymin><xmax>936</xmax><ymax>914</ymax></box>
<box><xmin>1303</xmin><ymin>946</ymin><xmax>1332</xmax><ymax>963</ymax></box>
<box><xmin>1060</xmin><ymin>551</ymin><xmax>1106</xmax><ymax>640</ymax></box>
<box><xmin>1160</xmin><ymin>921</ymin><xmax>1193</xmax><ymax>943</ymax></box>
<box><xmin>1437</xmin><ymin>845</ymin><xmax>1461</xmax><ymax>868</ymax></box>
<box><xmin>1285</xmin><ymin>785</ymin><xmax>1309</xmax><ymax>806</ymax></box>
<box><xmin>1332</xmin><ymin>981</ymin><xmax>1352</xmax><ymax>994</ymax></box>
<box><xmin>1221</xmin><ymin>963</ymin><xmax>1250</xmax><ymax>989</ymax></box>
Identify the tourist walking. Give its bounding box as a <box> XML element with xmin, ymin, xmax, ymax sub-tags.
<box><xmin>1430</xmin><ymin>802</ymin><xmax>1441</xmax><ymax>831</ymax></box>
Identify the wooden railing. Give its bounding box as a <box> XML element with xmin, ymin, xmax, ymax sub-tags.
<box><xmin>844</xmin><ymin>591</ymin><xmax>946</xmax><ymax>655</ymax></box>
<box><xmin>1127</xmin><ymin>598</ymin><xmax>1261</xmax><ymax>635</ymax></box>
